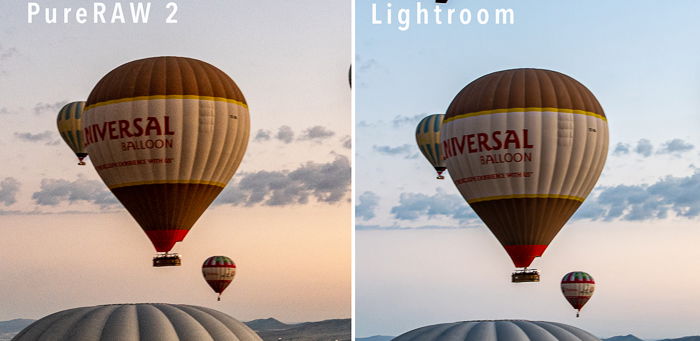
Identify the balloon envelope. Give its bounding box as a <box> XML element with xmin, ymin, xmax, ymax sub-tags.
<box><xmin>415</xmin><ymin>114</ymin><xmax>447</xmax><ymax>179</ymax></box>
<box><xmin>56</xmin><ymin>101</ymin><xmax>88</xmax><ymax>165</ymax></box>
<box><xmin>202</xmin><ymin>255</ymin><xmax>237</xmax><ymax>300</ymax></box>
<box><xmin>83</xmin><ymin>56</ymin><xmax>250</xmax><ymax>253</ymax></box>
<box><xmin>561</xmin><ymin>271</ymin><xmax>595</xmax><ymax>316</ymax></box>
<box><xmin>441</xmin><ymin>68</ymin><xmax>608</xmax><ymax>268</ymax></box>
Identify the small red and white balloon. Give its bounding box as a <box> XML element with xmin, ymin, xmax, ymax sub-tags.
<box><xmin>561</xmin><ymin>271</ymin><xmax>595</xmax><ymax>317</ymax></box>
<box><xmin>202</xmin><ymin>256</ymin><xmax>237</xmax><ymax>301</ymax></box>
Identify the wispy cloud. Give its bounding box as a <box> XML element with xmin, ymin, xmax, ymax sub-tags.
<box><xmin>299</xmin><ymin>125</ymin><xmax>335</xmax><ymax>141</ymax></box>
<box><xmin>357</xmin><ymin>54</ymin><xmax>378</xmax><ymax>72</ymax></box>
<box><xmin>255</xmin><ymin>126</ymin><xmax>342</xmax><ymax>145</ymax></box>
<box><xmin>32</xmin><ymin>177</ymin><xmax>118</xmax><ymax>208</ymax></box>
<box><xmin>341</xmin><ymin>135</ymin><xmax>351</xmax><ymax>149</ymax></box>
<box><xmin>356</xmin><ymin>191</ymin><xmax>380</xmax><ymax>220</ymax></box>
<box><xmin>0</xmin><ymin>44</ymin><xmax>18</xmax><ymax>62</ymax></box>
<box><xmin>635</xmin><ymin>139</ymin><xmax>654</xmax><ymax>157</ymax></box>
<box><xmin>372</xmin><ymin>144</ymin><xmax>418</xmax><ymax>159</ymax></box>
<box><xmin>0</xmin><ymin>45</ymin><xmax>18</xmax><ymax>74</ymax></box>
<box><xmin>15</xmin><ymin>131</ymin><xmax>55</xmax><ymax>143</ymax></box>
<box><xmin>33</xmin><ymin>101</ymin><xmax>67</xmax><ymax>115</ymax></box>
<box><xmin>216</xmin><ymin>155</ymin><xmax>351</xmax><ymax>206</ymax></box>
<box><xmin>392</xmin><ymin>114</ymin><xmax>425</xmax><ymax>128</ymax></box>
<box><xmin>575</xmin><ymin>169</ymin><xmax>700</xmax><ymax>221</ymax></box>
<box><xmin>0</xmin><ymin>177</ymin><xmax>20</xmax><ymax>206</ymax></box>
<box><xmin>356</xmin><ymin>224</ymin><xmax>465</xmax><ymax>231</ymax></box>
<box><xmin>390</xmin><ymin>189</ymin><xmax>478</xmax><ymax>223</ymax></box>
<box><xmin>373</xmin><ymin>144</ymin><xmax>411</xmax><ymax>155</ymax></box>
<box><xmin>254</xmin><ymin>129</ymin><xmax>272</xmax><ymax>142</ymax></box>
<box><xmin>613</xmin><ymin>142</ymin><xmax>630</xmax><ymax>155</ymax></box>
<box><xmin>276</xmin><ymin>126</ymin><xmax>294</xmax><ymax>144</ymax></box>
<box><xmin>657</xmin><ymin>138</ymin><xmax>694</xmax><ymax>155</ymax></box>
<box><xmin>613</xmin><ymin>138</ymin><xmax>694</xmax><ymax>157</ymax></box>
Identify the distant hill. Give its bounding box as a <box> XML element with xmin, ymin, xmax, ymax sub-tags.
<box><xmin>356</xmin><ymin>336</ymin><xmax>394</xmax><ymax>341</ymax></box>
<box><xmin>0</xmin><ymin>319</ymin><xmax>35</xmax><ymax>341</ymax></box>
<box><xmin>603</xmin><ymin>336</ymin><xmax>700</xmax><ymax>341</ymax></box>
<box><xmin>246</xmin><ymin>318</ymin><xmax>350</xmax><ymax>341</ymax></box>
<box><xmin>0</xmin><ymin>319</ymin><xmax>34</xmax><ymax>334</ymax></box>
<box><xmin>603</xmin><ymin>336</ymin><xmax>644</xmax><ymax>341</ymax></box>
<box><xmin>245</xmin><ymin>318</ymin><xmax>295</xmax><ymax>331</ymax></box>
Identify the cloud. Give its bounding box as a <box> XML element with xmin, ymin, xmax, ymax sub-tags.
<box><xmin>373</xmin><ymin>144</ymin><xmax>419</xmax><ymax>159</ymax></box>
<box><xmin>658</xmin><ymin>138</ymin><xmax>694</xmax><ymax>154</ymax></box>
<box><xmin>390</xmin><ymin>189</ymin><xmax>477</xmax><ymax>222</ymax></box>
<box><xmin>357</xmin><ymin>55</ymin><xmax>378</xmax><ymax>72</ymax></box>
<box><xmin>254</xmin><ymin>129</ymin><xmax>272</xmax><ymax>142</ymax></box>
<box><xmin>217</xmin><ymin>155</ymin><xmax>351</xmax><ymax>206</ymax></box>
<box><xmin>34</xmin><ymin>101</ymin><xmax>67</xmax><ymax>115</ymax></box>
<box><xmin>634</xmin><ymin>139</ymin><xmax>653</xmax><ymax>157</ymax></box>
<box><xmin>0</xmin><ymin>44</ymin><xmax>17</xmax><ymax>61</ymax></box>
<box><xmin>613</xmin><ymin>139</ymin><xmax>695</xmax><ymax>158</ymax></box>
<box><xmin>613</xmin><ymin>142</ymin><xmax>630</xmax><ymax>155</ymax></box>
<box><xmin>32</xmin><ymin>177</ymin><xmax>118</xmax><ymax>208</ymax></box>
<box><xmin>575</xmin><ymin>169</ymin><xmax>700</xmax><ymax>221</ymax></box>
<box><xmin>373</xmin><ymin>144</ymin><xmax>412</xmax><ymax>155</ymax></box>
<box><xmin>0</xmin><ymin>177</ymin><xmax>20</xmax><ymax>206</ymax></box>
<box><xmin>356</xmin><ymin>191</ymin><xmax>380</xmax><ymax>220</ymax></box>
<box><xmin>299</xmin><ymin>125</ymin><xmax>335</xmax><ymax>141</ymax></box>
<box><xmin>276</xmin><ymin>126</ymin><xmax>294</xmax><ymax>144</ymax></box>
<box><xmin>341</xmin><ymin>136</ymin><xmax>351</xmax><ymax>149</ymax></box>
<box><xmin>0</xmin><ymin>45</ymin><xmax>18</xmax><ymax>74</ymax></box>
<box><xmin>356</xmin><ymin>224</ymin><xmax>464</xmax><ymax>231</ymax></box>
<box><xmin>392</xmin><ymin>114</ymin><xmax>424</xmax><ymax>128</ymax></box>
<box><xmin>15</xmin><ymin>131</ymin><xmax>54</xmax><ymax>142</ymax></box>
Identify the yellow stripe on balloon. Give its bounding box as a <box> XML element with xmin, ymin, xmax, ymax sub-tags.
<box><xmin>108</xmin><ymin>179</ymin><xmax>228</xmax><ymax>190</ymax></box>
<box><xmin>84</xmin><ymin>95</ymin><xmax>249</xmax><ymax>111</ymax></box>
<box><xmin>467</xmin><ymin>194</ymin><xmax>586</xmax><ymax>204</ymax></box>
<box><xmin>443</xmin><ymin>107</ymin><xmax>606</xmax><ymax>123</ymax></box>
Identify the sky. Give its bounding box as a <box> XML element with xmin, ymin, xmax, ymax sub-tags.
<box><xmin>0</xmin><ymin>0</ymin><xmax>350</xmax><ymax>323</ymax></box>
<box><xmin>356</xmin><ymin>0</ymin><xmax>700</xmax><ymax>339</ymax></box>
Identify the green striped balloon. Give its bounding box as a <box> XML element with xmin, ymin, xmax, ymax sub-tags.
<box><xmin>56</xmin><ymin>101</ymin><xmax>88</xmax><ymax>165</ymax></box>
<box><xmin>415</xmin><ymin>114</ymin><xmax>446</xmax><ymax>179</ymax></box>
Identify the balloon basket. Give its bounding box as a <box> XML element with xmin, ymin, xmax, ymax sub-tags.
<box><xmin>436</xmin><ymin>175</ymin><xmax>445</xmax><ymax>180</ymax></box>
<box><xmin>511</xmin><ymin>268</ymin><xmax>540</xmax><ymax>283</ymax></box>
<box><xmin>153</xmin><ymin>253</ymin><xmax>182</xmax><ymax>267</ymax></box>
<box><xmin>78</xmin><ymin>161</ymin><xmax>86</xmax><ymax>166</ymax></box>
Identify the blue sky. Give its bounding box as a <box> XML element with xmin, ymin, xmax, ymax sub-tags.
<box><xmin>0</xmin><ymin>0</ymin><xmax>350</xmax><ymax>323</ymax></box>
<box><xmin>356</xmin><ymin>1</ymin><xmax>700</xmax><ymax>338</ymax></box>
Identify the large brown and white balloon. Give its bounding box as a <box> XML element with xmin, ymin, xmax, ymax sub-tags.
<box><xmin>441</xmin><ymin>68</ymin><xmax>608</xmax><ymax>271</ymax></box>
<box><xmin>82</xmin><ymin>56</ymin><xmax>250</xmax><ymax>256</ymax></box>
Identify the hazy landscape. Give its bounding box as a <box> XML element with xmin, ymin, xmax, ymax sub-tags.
<box><xmin>0</xmin><ymin>317</ymin><xmax>350</xmax><ymax>341</ymax></box>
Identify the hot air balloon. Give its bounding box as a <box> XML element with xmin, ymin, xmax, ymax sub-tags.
<box><xmin>394</xmin><ymin>320</ymin><xmax>601</xmax><ymax>341</ymax></box>
<box><xmin>441</xmin><ymin>68</ymin><xmax>608</xmax><ymax>282</ymax></box>
<box><xmin>56</xmin><ymin>101</ymin><xmax>88</xmax><ymax>165</ymax></box>
<box><xmin>82</xmin><ymin>56</ymin><xmax>250</xmax><ymax>267</ymax></box>
<box><xmin>202</xmin><ymin>255</ymin><xmax>237</xmax><ymax>301</ymax></box>
<box><xmin>561</xmin><ymin>271</ymin><xmax>595</xmax><ymax>317</ymax></box>
<box><xmin>415</xmin><ymin>114</ymin><xmax>447</xmax><ymax>179</ymax></box>
<box><xmin>13</xmin><ymin>303</ymin><xmax>263</xmax><ymax>341</ymax></box>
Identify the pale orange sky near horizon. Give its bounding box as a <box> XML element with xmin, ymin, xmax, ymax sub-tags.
<box><xmin>0</xmin><ymin>204</ymin><xmax>350</xmax><ymax>322</ymax></box>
